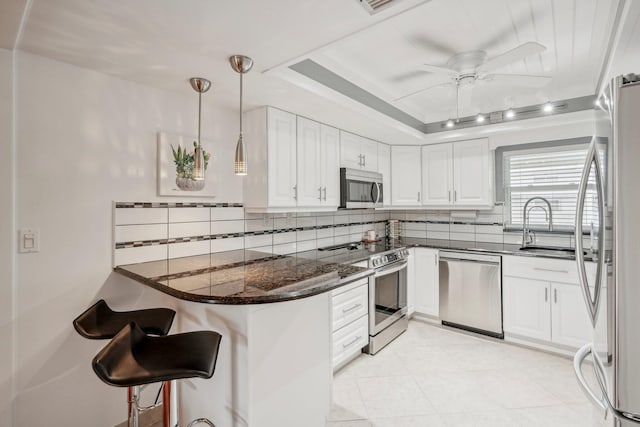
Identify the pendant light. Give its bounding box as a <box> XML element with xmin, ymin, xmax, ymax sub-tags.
<box><xmin>189</xmin><ymin>77</ymin><xmax>211</xmax><ymax>181</ymax></box>
<box><xmin>229</xmin><ymin>55</ymin><xmax>253</xmax><ymax>176</ymax></box>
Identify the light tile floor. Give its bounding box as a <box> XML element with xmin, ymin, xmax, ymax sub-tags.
<box><xmin>327</xmin><ymin>320</ymin><xmax>607</xmax><ymax>427</ymax></box>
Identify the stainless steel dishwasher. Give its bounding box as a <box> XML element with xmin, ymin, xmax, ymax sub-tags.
<box><xmin>439</xmin><ymin>251</ymin><xmax>503</xmax><ymax>338</ymax></box>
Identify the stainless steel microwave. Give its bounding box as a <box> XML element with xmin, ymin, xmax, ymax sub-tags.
<box><xmin>339</xmin><ymin>168</ymin><xmax>383</xmax><ymax>209</ymax></box>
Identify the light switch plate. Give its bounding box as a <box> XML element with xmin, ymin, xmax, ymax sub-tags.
<box><xmin>19</xmin><ymin>228</ymin><xmax>40</xmax><ymax>253</ymax></box>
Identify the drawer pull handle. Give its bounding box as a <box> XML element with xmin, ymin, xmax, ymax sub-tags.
<box><xmin>342</xmin><ymin>303</ymin><xmax>362</xmax><ymax>313</ymax></box>
<box><xmin>534</xmin><ymin>267</ymin><xmax>569</xmax><ymax>274</ymax></box>
<box><xmin>342</xmin><ymin>335</ymin><xmax>362</xmax><ymax>348</ymax></box>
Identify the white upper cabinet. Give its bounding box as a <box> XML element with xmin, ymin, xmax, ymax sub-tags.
<box><xmin>421</xmin><ymin>144</ymin><xmax>453</xmax><ymax>206</ymax></box>
<box><xmin>320</xmin><ymin>124</ymin><xmax>340</xmax><ymax>207</ymax></box>
<box><xmin>453</xmin><ymin>138</ymin><xmax>492</xmax><ymax>206</ymax></box>
<box><xmin>244</xmin><ymin>107</ymin><xmax>337</xmax><ymax>211</ymax></box>
<box><xmin>244</xmin><ymin>107</ymin><xmax>298</xmax><ymax>209</ymax></box>
<box><xmin>391</xmin><ymin>145</ymin><xmax>422</xmax><ymax>206</ymax></box>
<box><xmin>417</xmin><ymin>138</ymin><xmax>492</xmax><ymax>209</ymax></box>
<box><xmin>377</xmin><ymin>143</ymin><xmax>391</xmax><ymax>206</ymax></box>
<box><xmin>297</xmin><ymin>117</ymin><xmax>322</xmax><ymax>206</ymax></box>
<box><xmin>340</xmin><ymin>131</ymin><xmax>378</xmax><ymax>172</ymax></box>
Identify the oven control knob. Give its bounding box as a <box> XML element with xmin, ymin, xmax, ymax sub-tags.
<box><xmin>372</xmin><ymin>258</ymin><xmax>380</xmax><ymax>267</ymax></box>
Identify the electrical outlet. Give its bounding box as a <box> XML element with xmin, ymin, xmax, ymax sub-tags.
<box><xmin>19</xmin><ymin>228</ymin><xmax>40</xmax><ymax>253</ymax></box>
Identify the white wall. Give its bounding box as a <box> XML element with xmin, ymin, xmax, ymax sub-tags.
<box><xmin>12</xmin><ymin>51</ymin><xmax>243</xmax><ymax>426</ymax></box>
<box><xmin>0</xmin><ymin>47</ymin><xmax>15</xmax><ymax>427</ymax></box>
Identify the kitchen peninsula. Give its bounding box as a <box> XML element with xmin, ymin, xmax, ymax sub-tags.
<box><xmin>115</xmin><ymin>249</ymin><xmax>372</xmax><ymax>427</ymax></box>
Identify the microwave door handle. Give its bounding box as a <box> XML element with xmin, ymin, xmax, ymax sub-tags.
<box><xmin>371</xmin><ymin>182</ymin><xmax>381</xmax><ymax>204</ymax></box>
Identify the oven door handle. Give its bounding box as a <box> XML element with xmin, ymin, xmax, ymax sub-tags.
<box><xmin>373</xmin><ymin>261</ymin><xmax>408</xmax><ymax>278</ymax></box>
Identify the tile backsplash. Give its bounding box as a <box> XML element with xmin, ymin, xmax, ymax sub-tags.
<box><xmin>113</xmin><ymin>202</ymin><xmax>577</xmax><ymax>266</ymax></box>
<box><xmin>113</xmin><ymin>202</ymin><xmax>388</xmax><ymax>266</ymax></box>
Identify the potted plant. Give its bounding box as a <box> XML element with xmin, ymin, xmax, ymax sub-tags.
<box><xmin>171</xmin><ymin>141</ymin><xmax>211</xmax><ymax>191</ymax></box>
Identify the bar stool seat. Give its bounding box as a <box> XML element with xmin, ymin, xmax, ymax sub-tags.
<box><xmin>93</xmin><ymin>322</ymin><xmax>222</xmax><ymax>387</ymax></box>
<box><xmin>73</xmin><ymin>299</ymin><xmax>175</xmax><ymax>339</ymax></box>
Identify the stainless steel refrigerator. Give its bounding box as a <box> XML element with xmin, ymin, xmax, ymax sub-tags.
<box><xmin>574</xmin><ymin>74</ymin><xmax>640</xmax><ymax>426</ymax></box>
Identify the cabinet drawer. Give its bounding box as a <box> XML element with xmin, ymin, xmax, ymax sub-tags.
<box><xmin>332</xmin><ymin>283</ymin><xmax>368</xmax><ymax>332</ymax></box>
<box><xmin>503</xmin><ymin>255</ymin><xmax>597</xmax><ymax>285</ymax></box>
<box><xmin>332</xmin><ymin>314</ymin><xmax>368</xmax><ymax>368</ymax></box>
<box><xmin>331</xmin><ymin>277</ymin><xmax>368</xmax><ymax>297</ymax></box>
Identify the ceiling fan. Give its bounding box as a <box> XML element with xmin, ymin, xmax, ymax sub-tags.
<box><xmin>395</xmin><ymin>42</ymin><xmax>551</xmax><ymax>102</ymax></box>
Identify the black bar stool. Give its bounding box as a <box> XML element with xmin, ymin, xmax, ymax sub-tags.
<box><xmin>73</xmin><ymin>300</ymin><xmax>176</xmax><ymax>425</ymax></box>
<box><xmin>93</xmin><ymin>322</ymin><xmax>222</xmax><ymax>427</ymax></box>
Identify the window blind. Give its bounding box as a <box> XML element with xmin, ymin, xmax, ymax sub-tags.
<box><xmin>504</xmin><ymin>145</ymin><xmax>599</xmax><ymax>230</ymax></box>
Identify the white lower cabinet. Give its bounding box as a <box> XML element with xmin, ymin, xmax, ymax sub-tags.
<box><xmin>331</xmin><ymin>277</ymin><xmax>369</xmax><ymax>370</ymax></box>
<box><xmin>414</xmin><ymin>248</ymin><xmax>439</xmax><ymax>317</ymax></box>
<box><xmin>503</xmin><ymin>255</ymin><xmax>601</xmax><ymax>350</ymax></box>
<box><xmin>407</xmin><ymin>249</ymin><xmax>416</xmax><ymax>315</ymax></box>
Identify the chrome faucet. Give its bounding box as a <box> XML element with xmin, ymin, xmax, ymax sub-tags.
<box><xmin>522</xmin><ymin>197</ymin><xmax>553</xmax><ymax>247</ymax></box>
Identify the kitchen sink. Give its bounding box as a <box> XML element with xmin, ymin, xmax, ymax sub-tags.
<box><xmin>519</xmin><ymin>246</ymin><xmax>587</xmax><ymax>257</ymax></box>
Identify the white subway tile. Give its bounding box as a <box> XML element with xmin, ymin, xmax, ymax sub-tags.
<box><xmin>405</xmin><ymin>222</ymin><xmax>427</xmax><ymax>232</ymax></box>
<box><xmin>476</xmin><ymin>225</ymin><xmax>504</xmax><ymax>235</ymax></box>
<box><xmin>450</xmin><ymin>232</ymin><xmax>475</xmax><ymax>242</ymax></box>
<box><xmin>296</xmin><ymin>216</ymin><xmax>316</xmax><ymax>228</ymax></box>
<box><xmin>349</xmin><ymin>224</ymin><xmax>363</xmax><ymax>235</ymax></box>
<box><xmin>362</xmin><ymin>213</ymin><xmax>375</xmax><ymax>223</ymax></box>
<box><xmin>316</xmin><ymin>216</ymin><xmax>334</xmax><ymax>226</ymax></box>
<box><xmin>405</xmin><ymin>212</ymin><xmax>427</xmax><ymax>221</ymax></box>
<box><xmin>427</xmin><ymin>223</ymin><xmax>449</xmax><ymax>232</ymax></box>
<box><xmin>245</xmin><ymin>218</ymin><xmax>273</xmax><ymax>232</ymax></box>
<box><xmin>114</xmin><ymin>245</ymin><xmax>167</xmax><ymax>266</ymax></box>
<box><xmin>168</xmin><ymin>207</ymin><xmax>210</xmax><ymax>223</ymax></box>
<box><xmin>296</xmin><ymin>229</ymin><xmax>316</xmax><ymax>242</ymax></box>
<box><xmin>274</xmin><ymin>231</ymin><xmax>296</xmax><ymax>245</ymax></box>
<box><xmin>334</xmin><ymin>226</ymin><xmax>350</xmax><ymax>236</ymax></box>
<box><xmin>168</xmin><ymin>222</ymin><xmax>210</xmax><ymax>239</ymax></box>
<box><xmin>211</xmin><ymin>220</ymin><xmax>244</xmax><ymax>235</ymax></box>
<box><xmin>115</xmin><ymin>207</ymin><xmax>167</xmax><ymax>225</ymax></box>
<box><xmin>450</xmin><ymin>223</ymin><xmax>475</xmax><ymax>233</ymax></box>
<box><xmin>316</xmin><ymin>237</ymin><xmax>334</xmax><ymax>248</ymax></box>
<box><xmin>503</xmin><ymin>232</ymin><xmax>522</xmax><ymax>245</ymax></box>
<box><xmin>210</xmin><ymin>237</ymin><xmax>245</xmax><ymax>253</ymax></box>
<box><xmin>273</xmin><ymin>243</ymin><xmax>297</xmax><ymax>255</ymax></box>
<box><xmin>476</xmin><ymin>234</ymin><xmax>504</xmax><ymax>243</ymax></box>
<box><xmin>389</xmin><ymin>212</ymin><xmax>406</xmax><ymax>220</ymax></box>
<box><xmin>317</xmin><ymin>228</ymin><xmax>334</xmax><ymax>239</ymax></box>
<box><xmin>251</xmin><ymin>245</ymin><xmax>273</xmax><ymax>254</ymax></box>
<box><xmin>428</xmin><ymin>231</ymin><xmax>449</xmax><ymax>240</ymax></box>
<box><xmin>115</xmin><ymin>224</ymin><xmax>167</xmax><ymax>243</ymax></box>
<box><xmin>274</xmin><ymin>217</ymin><xmax>295</xmax><ymax>230</ymax></box>
<box><xmin>425</xmin><ymin>212</ymin><xmax>450</xmax><ymax>222</ymax></box>
<box><xmin>297</xmin><ymin>240</ymin><xmax>317</xmax><ymax>252</ymax></box>
<box><xmin>168</xmin><ymin>240</ymin><xmax>210</xmax><ymax>259</ymax></box>
<box><xmin>405</xmin><ymin>230</ymin><xmax>427</xmax><ymax>238</ymax></box>
<box><xmin>211</xmin><ymin>207</ymin><xmax>244</xmax><ymax>221</ymax></box>
<box><xmin>348</xmin><ymin>213</ymin><xmax>363</xmax><ymax>224</ymax></box>
<box><xmin>245</xmin><ymin>234</ymin><xmax>273</xmax><ymax>248</ymax></box>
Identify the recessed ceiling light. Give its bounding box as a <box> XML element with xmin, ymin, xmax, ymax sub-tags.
<box><xmin>505</xmin><ymin>109</ymin><xmax>515</xmax><ymax>119</ymax></box>
<box><xmin>446</xmin><ymin>119</ymin><xmax>454</xmax><ymax>128</ymax></box>
<box><xmin>594</xmin><ymin>99</ymin><xmax>601</xmax><ymax>108</ymax></box>
<box><xmin>476</xmin><ymin>114</ymin><xmax>485</xmax><ymax>123</ymax></box>
<box><xmin>543</xmin><ymin>102</ymin><xmax>554</xmax><ymax>113</ymax></box>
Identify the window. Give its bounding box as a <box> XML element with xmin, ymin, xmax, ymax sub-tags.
<box><xmin>502</xmin><ymin>144</ymin><xmax>600</xmax><ymax>230</ymax></box>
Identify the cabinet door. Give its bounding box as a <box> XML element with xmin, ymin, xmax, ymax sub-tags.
<box><xmin>391</xmin><ymin>145</ymin><xmax>422</xmax><ymax>206</ymax></box>
<box><xmin>340</xmin><ymin>131</ymin><xmax>363</xmax><ymax>169</ymax></box>
<box><xmin>360</xmin><ymin>137</ymin><xmax>379</xmax><ymax>172</ymax></box>
<box><xmin>414</xmin><ymin>248</ymin><xmax>439</xmax><ymax>317</ymax></box>
<box><xmin>503</xmin><ymin>276</ymin><xmax>551</xmax><ymax>341</ymax></box>
<box><xmin>267</xmin><ymin>108</ymin><xmax>297</xmax><ymax>207</ymax></box>
<box><xmin>421</xmin><ymin>144</ymin><xmax>453</xmax><ymax>206</ymax></box>
<box><xmin>296</xmin><ymin>117</ymin><xmax>322</xmax><ymax>207</ymax></box>
<box><xmin>377</xmin><ymin>143</ymin><xmax>391</xmax><ymax>206</ymax></box>
<box><xmin>551</xmin><ymin>282</ymin><xmax>593</xmax><ymax>348</ymax></box>
<box><xmin>452</xmin><ymin>138</ymin><xmax>491</xmax><ymax>206</ymax></box>
<box><xmin>407</xmin><ymin>248</ymin><xmax>416</xmax><ymax>315</ymax></box>
<box><xmin>320</xmin><ymin>124</ymin><xmax>340</xmax><ymax>207</ymax></box>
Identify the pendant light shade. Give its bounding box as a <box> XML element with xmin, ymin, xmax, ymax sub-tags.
<box><xmin>229</xmin><ymin>55</ymin><xmax>253</xmax><ymax>176</ymax></box>
<box><xmin>189</xmin><ymin>77</ymin><xmax>211</xmax><ymax>181</ymax></box>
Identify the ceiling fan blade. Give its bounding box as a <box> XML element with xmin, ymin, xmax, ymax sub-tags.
<box><xmin>482</xmin><ymin>73</ymin><xmax>552</xmax><ymax>88</ymax></box>
<box><xmin>420</xmin><ymin>64</ymin><xmax>459</xmax><ymax>77</ymax></box>
<box><xmin>394</xmin><ymin>81</ymin><xmax>452</xmax><ymax>101</ymax></box>
<box><xmin>477</xmin><ymin>42</ymin><xmax>546</xmax><ymax>74</ymax></box>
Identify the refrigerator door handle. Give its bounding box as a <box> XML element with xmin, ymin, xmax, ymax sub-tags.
<box><xmin>590</xmin><ymin>343</ymin><xmax>640</xmax><ymax>424</ymax></box>
<box><xmin>573</xmin><ymin>343</ymin><xmax>607</xmax><ymax>413</ymax></box>
<box><xmin>575</xmin><ymin>137</ymin><xmax>606</xmax><ymax>327</ymax></box>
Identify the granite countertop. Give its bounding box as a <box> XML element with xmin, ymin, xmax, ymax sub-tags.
<box><xmin>398</xmin><ymin>238</ymin><xmax>605</xmax><ymax>262</ymax></box>
<box><xmin>115</xmin><ymin>249</ymin><xmax>373</xmax><ymax>305</ymax></box>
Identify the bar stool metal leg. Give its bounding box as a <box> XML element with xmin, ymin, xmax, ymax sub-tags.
<box><xmin>128</xmin><ymin>386</ymin><xmax>141</xmax><ymax>427</ymax></box>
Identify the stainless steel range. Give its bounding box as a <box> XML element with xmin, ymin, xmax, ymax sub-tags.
<box><xmin>364</xmin><ymin>247</ymin><xmax>409</xmax><ymax>355</ymax></box>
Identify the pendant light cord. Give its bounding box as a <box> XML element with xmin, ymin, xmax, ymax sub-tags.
<box><xmin>239</xmin><ymin>72</ymin><xmax>243</xmax><ymax>136</ymax></box>
<box><xmin>197</xmin><ymin>91</ymin><xmax>202</xmax><ymax>146</ymax></box>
